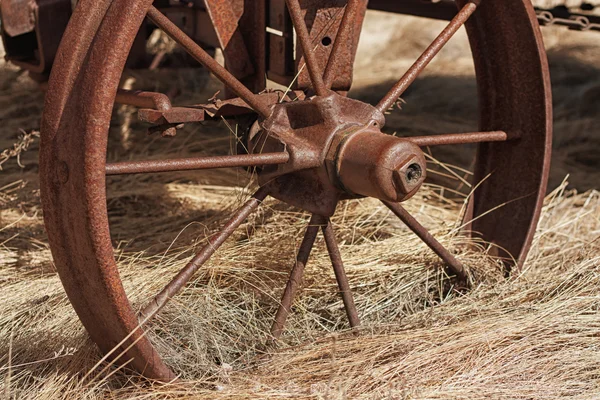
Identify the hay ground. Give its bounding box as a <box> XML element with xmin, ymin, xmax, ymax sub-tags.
<box><xmin>1</xmin><ymin>12</ymin><xmax>600</xmax><ymax>400</ymax></box>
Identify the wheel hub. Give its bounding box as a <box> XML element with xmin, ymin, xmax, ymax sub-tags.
<box><xmin>247</xmin><ymin>93</ymin><xmax>426</xmax><ymax>216</ymax></box>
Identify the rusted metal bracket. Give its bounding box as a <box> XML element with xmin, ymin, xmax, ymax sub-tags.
<box><xmin>266</xmin><ymin>0</ymin><xmax>367</xmax><ymax>92</ymax></box>
<box><xmin>156</xmin><ymin>1</ymin><xmax>266</xmax><ymax>94</ymax></box>
<box><xmin>0</xmin><ymin>0</ymin><xmax>72</xmax><ymax>76</ymax></box>
<box><xmin>137</xmin><ymin>90</ymin><xmax>305</xmax><ymax>134</ymax></box>
<box><xmin>203</xmin><ymin>0</ymin><xmax>254</xmax><ymax>80</ymax></box>
<box><xmin>0</xmin><ymin>0</ymin><xmax>37</xmax><ymax>37</ymax></box>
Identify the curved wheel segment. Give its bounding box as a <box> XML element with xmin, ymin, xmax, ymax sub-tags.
<box><xmin>41</xmin><ymin>0</ymin><xmax>176</xmax><ymax>380</ymax></box>
<box><xmin>40</xmin><ymin>0</ymin><xmax>551</xmax><ymax>381</ymax></box>
<box><xmin>460</xmin><ymin>0</ymin><xmax>552</xmax><ymax>270</ymax></box>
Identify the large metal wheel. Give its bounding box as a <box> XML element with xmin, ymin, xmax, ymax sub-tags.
<box><xmin>40</xmin><ymin>0</ymin><xmax>551</xmax><ymax>381</ymax></box>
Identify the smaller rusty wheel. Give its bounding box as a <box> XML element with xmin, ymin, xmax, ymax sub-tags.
<box><xmin>40</xmin><ymin>0</ymin><xmax>551</xmax><ymax>380</ymax></box>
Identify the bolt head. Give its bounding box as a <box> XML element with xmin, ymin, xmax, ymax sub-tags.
<box><xmin>393</xmin><ymin>156</ymin><xmax>425</xmax><ymax>196</ymax></box>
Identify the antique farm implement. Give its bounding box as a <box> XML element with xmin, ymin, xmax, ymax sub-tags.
<box><xmin>3</xmin><ymin>0</ymin><xmax>592</xmax><ymax>380</ymax></box>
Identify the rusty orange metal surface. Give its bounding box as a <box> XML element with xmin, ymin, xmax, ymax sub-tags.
<box><xmin>23</xmin><ymin>0</ymin><xmax>553</xmax><ymax>381</ymax></box>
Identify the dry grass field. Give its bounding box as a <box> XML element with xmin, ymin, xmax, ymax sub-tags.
<box><xmin>1</xmin><ymin>11</ymin><xmax>600</xmax><ymax>399</ymax></box>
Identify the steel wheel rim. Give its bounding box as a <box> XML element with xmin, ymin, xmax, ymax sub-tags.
<box><xmin>41</xmin><ymin>0</ymin><xmax>174</xmax><ymax>380</ymax></box>
<box><xmin>461</xmin><ymin>0</ymin><xmax>552</xmax><ymax>269</ymax></box>
<box><xmin>40</xmin><ymin>0</ymin><xmax>551</xmax><ymax>381</ymax></box>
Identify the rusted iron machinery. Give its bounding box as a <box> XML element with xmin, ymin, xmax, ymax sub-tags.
<box><xmin>3</xmin><ymin>0</ymin><xmax>596</xmax><ymax>381</ymax></box>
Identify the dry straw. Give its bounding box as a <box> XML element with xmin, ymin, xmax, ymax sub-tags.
<box><xmin>1</xmin><ymin>11</ymin><xmax>600</xmax><ymax>400</ymax></box>
<box><xmin>2</xmin><ymin>146</ymin><xmax>599</xmax><ymax>399</ymax></box>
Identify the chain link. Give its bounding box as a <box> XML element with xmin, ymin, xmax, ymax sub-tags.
<box><xmin>537</xmin><ymin>9</ymin><xmax>600</xmax><ymax>31</ymax></box>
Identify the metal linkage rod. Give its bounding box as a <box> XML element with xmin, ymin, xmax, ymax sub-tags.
<box><xmin>323</xmin><ymin>0</ymin><xmax>362</xmax><ymax>89</ymax></box>
<box><xmin>407</xmin><ymin>131</ymin><xmax>508</xmax><ymax>147</ymax></box>
<box><xmin>383</xmin><ymin>201</ymin><xmax>468</xmax><ymax>283</ymax></box>
<box><xmin>115</xmin><ymin>89</ymin><xmax>178</xmax><ymax>136</ymax></box>
<box><xmin>114</xmin><ymin>89</ymin><xmax>171</xmax><ymax>110</ymax></box>
<box><xmin>269</xmin><ymin>214</ymin><xmax>322</xmax><ymax>341</ymax></box>
<box><xmin>285</xmin><ymin>0</ymin><xmax>329</xmax><ymax>97</ymax></box>
<box><xmin>140</xmin><ymin>187</ymin><xmax>269</xmax><ymax>321</ymax></box>
<box><xmin>146</xmin><ymin>6</ymin><xmax>272</xmax><ymax>118</ymax></box>
<box><xmin>376</xmin><ymin>0</ymin><xmax>480</xmax><ymax>113</ymax></box>
<box><xmin>106</xmin><ymin>153</ymin><xmax>290</xmax><ymax>175</ymax></box>
<box><xmin>321</xmin><ymin>218</ymin><xmax>360</xmax><ymax>329</ymax></box>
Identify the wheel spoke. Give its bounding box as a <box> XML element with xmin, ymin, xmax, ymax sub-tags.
<box><xmin>383</xmin><ymin>201</ymin><xmax>468</xmax><ymax>283</ymax></box>
<box><xmin>376</xmin><ymin>0</ymin><xmax>480</xmax><ymax>113</ymax></box>
<box><xmin>269</xmin><ymin>214</ymin><xmax>321</xmax><ymax>341</ymax></box>
<box><xmin>106</xmin><ymin>153</ymin><xmax>289</xmax><ymax>176</ymax></box>
<box><xmin>323</xmin><ymin>0</ymin><xmax>362</xmax><ymax>89</ymax></box>
<box><xmin>285</xmin><ymin>0</ymin><xmax>329</xmax><ymax>96</ymax></box>
<box><xmin>408</xmin><ymin>131</ymin><xmax>508</xmax><ymax>147</ymax></box>
<box><xmin>146</xmin><ymin>6</ymin><xmax>271</xmax><ymax>118</ymax></box>
<box><xmin>139</xmin><ymin>187</ymin><xmax>269</xmax><ymax>321</ymax></box>
<box><xmin>321</xmin><ymin>218</ymin><xmax>361</xmax><ymax>329</ymax></box>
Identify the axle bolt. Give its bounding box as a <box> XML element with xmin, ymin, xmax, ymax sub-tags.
<box><xmin>393</xmin><ymin>155</ymin><xmax>426</xmax><ymax>198</ymax></box>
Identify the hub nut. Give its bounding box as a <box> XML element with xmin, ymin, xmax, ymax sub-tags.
<box><xmin>334</xmin><ymin>127</ymin><xmax>426</xmax><ymax>202</ymax></box>
<box><xmin>393</xmin><ymin>157</ymin><xmax>424</xmax><ymax>196</ymax></box>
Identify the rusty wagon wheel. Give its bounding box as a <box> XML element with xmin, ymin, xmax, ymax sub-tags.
<box><xmin>40</xmin><ymin>0</ymin><xmax>551</xmax><ymax>381</ymax></box>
